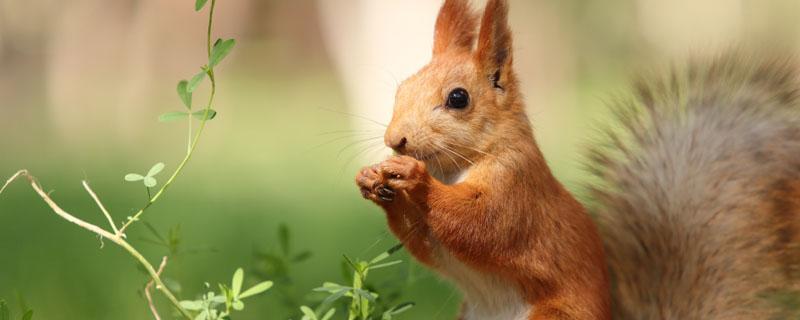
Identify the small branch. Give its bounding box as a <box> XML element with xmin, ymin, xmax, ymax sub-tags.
<box><xmin>5</xmin><ymin>170</ymin><xmax>117</xmax><ymax>239</ymax></box>
<box><xmin>145</xmin><ymin>256</ymin><xmax>169</xmax><ymax>320</ymax></box>
<box><xmin>1</xmin><ymin>170</ymin><xmax>193</xmax><ymax>320</ymax></box>
<box><xmin>82</xmin><ymin>180</ymin><xmax>122</xmax><ymax>236</ymax></box>
<box><xmin>1</xmin><ymin>170</ymin><xmax>28</xmax><ymax>195</ymax></box>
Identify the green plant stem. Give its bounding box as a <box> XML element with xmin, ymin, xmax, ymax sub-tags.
<box><xmin>2</xmin><ymin>0</ymin><xmax>225</xmax><ymax>318</ymax></box>
<box><xmin>207</xmin><ymin>0</ymin><xmax>216</xmax><ymax>57</ymax></box>
<box><xmin>117</xmin><ymin>240</ymin><xmax>190</xmax><ymax>319</ymax></box>
<box><xmin>0</xmin><ymin>171</ymin><xmax>194</xmax><ymax>319</ymax></box>
<box><xmin>119</xmin><ymin>0</ymin><xmax>218</xmax><ymax>234</ymax></box>
<box><xmin>188</xmin><ymin>118</ymin><xmax>193</xmax><ymax>154</ymax></box>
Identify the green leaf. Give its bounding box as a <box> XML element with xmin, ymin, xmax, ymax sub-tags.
<box><xmin>159</xmin><ymin>111</ymin><xmax>189</xmax><ymax>122</ymax></box>
<box><xmin>320</xmin><ymin>308</ymin><xmax>335</xmax><ymax>320</ymax></box>
<box><xmin>209</xmin><ymin>39</ymin><xmax>236</xmax><ymax>67</ymax></box>
<box><xmin>319</xmin><ymin>288</ymin><xmax>348</xmax><ymax>309</ymax></box>
<box><xmin>179</xmin><ymin>300</ymin><xmax>203</xmax><ymax>310</ymax></box>
<box><xmin>369</xmin><ymin>260</ymin><xmax>402</xmax><ymax>271</ymax></box>
<box><xmin>299</xmin><ymin>306</ymin><xmax>316</xmax><ymax>319</ymax></box>
<box><xmin>188</xmin><ymin>70</ymin><xmax>207</xmax><ymax>93</ymax></box>
<box><xmin>353</xmin><ymin>288</ymin><xmax>376</xmax><ymax>301</ymax></box>
<box><xmin>342</xmin><ymin>255</ymin><xmax>358</xmax><ymax>272</ymax></box>
<box><xmin>192</xmin><ymin>109</ymin><xmax>217</xmax><ymax>120</ymax></box>
<box><xmin>231</xmin><ymin>268</ymin><xmax>244</xmax><ymax>298</ymax></box>
<box><xmin>232</xmin><ymin>300</ymin><xmax>244</xmax><ymax>311</ymax></box>
<box><xmin>369</xmin><ymin>252</ymin><xmax>390</xmax><ymax>265</ymax></box>
<box><xmin>369</xmin><ymin>243</ymin><xmax>403</xmax><ymax>265</ymax></box>
<box><xmin>124</xmin><ymin>174</ymin><xmax>145</xmax><ymax>182</ymax></box>
<box><xmin>195</xmin><ymin>0</ymin><xmax>209</xmax><ymax>11</ymax></box>
<box><xmin>314</xmin><ymin>282</ymin><xmax>346</xmax><ymax>293</ymax></box>
<box><xmin>143</xmin><ymin>177</ymin><xmax>157</xmax><ymax>188</ymax></box>
<box><xmin>177</xmin><ymin>80</ymin><xmax>192</xmax><ymax>109</ymax></box>
<box><xmin>147</xmin><ymin>162</ymin><xmax>165</xmax><ymax>177</ymax></box>
<box><xmin>238</xmin><ymin>281</ymin><xmax>273</xmax><ymax>299</ymax></box>
<box><xmin>21</xmin><ymin>310</ymin><xmax>33</xmax><ymax>320</ymax></box>
<box><xmin>211</xmin><ymin>294</ymin><xmax>226</xmax><ymax>304</ymax></box>
<box><xmin>388</xmin><ymin>302</ymin><xmax>414</xmax><ymax>315</ymax></box>
<box><xmin>278</xmin><ymin>224</ymin><xmax>290</xmax><ymax>256</ymax></box>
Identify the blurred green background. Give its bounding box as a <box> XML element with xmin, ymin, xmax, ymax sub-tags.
<box><xmin>2</xmin><ymin>0</ymin><xmax>800</xmax><ymax>319</ymax></box>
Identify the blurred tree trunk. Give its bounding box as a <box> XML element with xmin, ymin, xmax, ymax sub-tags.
<box><xmin>317</xmin><ymin>0</ymin><xmax>441</xmax><ymax>163</ymax></box>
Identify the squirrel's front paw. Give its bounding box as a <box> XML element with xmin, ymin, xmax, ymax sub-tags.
<box><xmin>379</xmin><ymin>156</ymin><xmax>429</xmax><ymax>195</ymax></box>
<box><xmin>356</xmin><ymin>164</ymin><xmax>396</xmax><ymax>203</ymax></box>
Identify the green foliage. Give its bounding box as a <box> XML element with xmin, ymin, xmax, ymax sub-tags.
<box><xmin>209</xmin><ymin>39</ymin><xmax>236</xmax><ymax>68</ymax></box>
<box><xmin>188</xmin><ymin>70</ymin><xmax>207</xmax><ymax>93</ymax></box>
<box><xmin>177</xmin><ymin>80</ymin><xmax>193</xmax><ymax>109</ymax></box>
<box><xmin>2</xmin><ymin>0</ymin><xmax>426</xmax><ymax>318</ymax></box>
<box><xmin>0</xmin><ymin>300</ymin><xmax>8</xmax><ymax>320</ymax></box>
<box><xmin>179</xmin><ymin>268</ymin><xmax>273</xmax><ymax>320</ymax></box>
<box><xmin>0</xmin><ymin>0</ymin><xmax>243</xmax><ymax>319</ymax></box>
<box><xmin>300</xmin><ymin>305</ymin><xmax>336</xmax><ymax>320</ymax></box>
<box><xmin>160</xmin><ymin>37</ymin><xmax>232</xmax><ymax>125</ymax></box>
<box><xmin>252</xmin><ymin>225</ymin><xmax>416</xmax><ymax>320</ymax></box>
<box><xmin>140</xmin><ymin>222</ymin><xmax>183</xmax><ymax>256</ymax></box>
<box><xmin>252</xmin><ymin>224</ymin><xmax>313</xmax><ymax>317</ymax></box>
<box><xmin>159</xmin><ymin>112</ymin><xmax>190</xmax><ymax>122</ymax></box>
<box><xmin>124</xmin><ymin>162</ymin><xmax>165</xmax><ymax>188</ymax></box>
<box><xmin>307</xmin><ymin>243</ymin><xmax>414</xmax><ymax>320</ymax></box>
<box><xmin>193</xmin><ymin>109</ymin><xmax>218</xmax><ymax>120</ymax></box>
<box><xmin>0</xmin><ymin>299</ymin><xmax>33</xmax><ymax>320</ymax></box>
<box><xmin>195</xmin><ymin>0</ymin><xmax>209</xmax><ymax>12</ymax></box>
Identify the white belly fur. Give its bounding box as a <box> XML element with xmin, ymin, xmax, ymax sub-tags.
<box><xmin>430</xmin><ymin>169</ymin><xmax>532</xmax><ymax>320</ymax></box>
<box><xmin>435</xmin><ymin>247</ymin><xmax>532</xmax><ymax>320</ymax></box>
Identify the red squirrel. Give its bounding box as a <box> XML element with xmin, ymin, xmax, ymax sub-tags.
<box><xmin>356</xmin><ymin>0</ymin><xmax>608</xmax><ymax>318</ymax></box>
<box><xmin>356</xmin><ymin>0</ymin><xmax>800</xmax><ymax>319</ymax></box>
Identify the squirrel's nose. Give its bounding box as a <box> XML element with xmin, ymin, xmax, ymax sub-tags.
<box><xmin>387</xmin><ymin>136</ymin><xmax>408</xmax><ymax>153</ymax></box>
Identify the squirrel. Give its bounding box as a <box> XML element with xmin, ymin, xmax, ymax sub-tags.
<box><xmin>355</xmin><ymin>0</ymin><xmax>800</xmax><ymax>319</ymax></box>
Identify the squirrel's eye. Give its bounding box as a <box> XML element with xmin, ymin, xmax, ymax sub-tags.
<box><xmin>446</xmin><ymin>88</ymin><xmax>470</xmax><ymax>109</ymax></box>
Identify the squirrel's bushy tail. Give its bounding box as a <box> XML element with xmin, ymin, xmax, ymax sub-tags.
<box><xmin>587</xmin><ymin>52</ymin><xmax>800</xmax><ymax>319</ymax></box>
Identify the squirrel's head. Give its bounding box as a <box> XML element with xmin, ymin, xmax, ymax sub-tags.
<box><xmin>385</xmin><ymin>0</ymin><xmax>524</xmax><ymax>175</ymax></box>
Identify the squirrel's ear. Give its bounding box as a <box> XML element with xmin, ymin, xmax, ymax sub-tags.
<box><xmin>433</xmin><ymin>0</ymin><xmax>478</xmax><ymax>56</ymax></box>
<box><xmin>475</xmin><ymin>0</ymin><xmax>513</xmax><ymax>90</ymax></box>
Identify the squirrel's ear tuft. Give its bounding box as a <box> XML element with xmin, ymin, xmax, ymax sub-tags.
<box><xmin>475</xmin><ymin>0</ymin><xmax>513</xmax><ymax>90</ymax></box>
<box><xmin>433</xmin><ymin>0</ymin><xmax>478</xmax><ymax>56</ymax></box>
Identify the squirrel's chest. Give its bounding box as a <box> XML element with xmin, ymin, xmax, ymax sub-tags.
<box><xmin>428</xmin><ymin>169</ymin><xmax>532</xmax><ymax>319</ymax></box>
<box><xmin>433</xmin><ymin>241</ymin><xmax>532</xmax><ymax>320</ymax></box>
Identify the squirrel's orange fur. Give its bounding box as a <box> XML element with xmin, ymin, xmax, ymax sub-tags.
<box><xmin>356</xmin><ymin>0</ymin><xmax>610</xmax><ymax>319</ymax></box>
<box><xmin>357</xmin><ymin>1</ymin><xmax>800</xmax><ymax>319</ymax></box>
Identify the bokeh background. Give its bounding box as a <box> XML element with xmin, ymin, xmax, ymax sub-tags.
<box><xmin>1</xmin><ymin>0</ymin><xmax>799</xmax><ymax>319</ymax></box>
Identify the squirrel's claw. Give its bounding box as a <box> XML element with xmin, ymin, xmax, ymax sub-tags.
<box><xmin>377</xmin><ymin>186</ymin><xmax>396</xmax><ymax>202</ymax></box>
<box><xmin>356</xmin><ymin>165</ymin><xmax>395</xmax><ymax>203</ymax></box>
